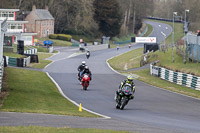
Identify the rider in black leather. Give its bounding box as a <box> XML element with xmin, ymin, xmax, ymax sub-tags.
<box><xmin>81</xmin><ymin>66</ymin><xmax>92</xmax><ymax>80</ymax></box>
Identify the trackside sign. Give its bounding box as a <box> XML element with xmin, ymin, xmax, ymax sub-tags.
<box><xmin>136</xmin><ymin>37</ymin><xmax>157</xmax><ymax>43</ymax></box>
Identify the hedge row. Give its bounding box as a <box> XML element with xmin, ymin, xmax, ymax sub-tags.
<box><xmin>49</xmin><ymin>34</ymin><xmax>72</xmax><ymax>41</ymax></box>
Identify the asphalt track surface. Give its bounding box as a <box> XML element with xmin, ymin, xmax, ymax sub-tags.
<box><xmin>1</xmin><ymin>21</ymin><xmax>200</xmax><ymax>133</ymax></box>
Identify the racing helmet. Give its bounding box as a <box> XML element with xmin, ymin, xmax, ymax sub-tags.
<box><xmin>127</xmin><ymin>75</ymin><xmax>133</xmax><ymax>83</ymax></box>
<box><xmin>82</xmin><ymin>61</ymin><xmax>86</xmax><ymax>65</ymax></box>
<box><xmin>85</xmin><ymin>66</ymin><xmax>89</xmax><ymax>70</ymax></box>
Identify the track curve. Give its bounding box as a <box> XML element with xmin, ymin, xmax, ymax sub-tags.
<box><xmin>44</xmin><ymin>21</ymin><xmax>200</xmax><ymax>133</ymax></box>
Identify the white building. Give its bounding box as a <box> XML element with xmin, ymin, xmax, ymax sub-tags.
<box><xmin>0</xmin><ymin>9</ymin><xmax>37</xmax><ymax>46</ymax></box>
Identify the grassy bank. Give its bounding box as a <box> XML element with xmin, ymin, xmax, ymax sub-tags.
<box><xmin>108</xmin><ymin>48</ymin><xmax>143</xmax><ymax>71</ymax></box>
<box><xmin>107</xmin><ymin>19</ymin><xmax>200</xmax><ymax>98</ymax></box>
<box><xmin>0</xmin><ymin>67</ymin><xmax>98</xmax><ymax>117</ymax></box>
<box><xmin>0</xmin><ymin>126</ymin><xmax>133</xmax><ymax>133</ymax></box>
<box><xmin>143</xmin><ymin>24</ymin><xmax>153</xmax><ymax>37</ymax></box>
<box><xmin>126</xmin><ymin>69</ymin><xmax>200</xmax><ymax>98</ymax></box>
<box><xmin>35</xmin><ymin>37</ymin><xmax>72</xmax><ymax>47</ymax></box>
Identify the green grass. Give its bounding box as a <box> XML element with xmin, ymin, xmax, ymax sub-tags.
<box><xmin>31</xmin><ymin>53</ymin><xmax>53</xmax><ymax>69</ymax></box>
<box><xmin>0</xmin><ymin>126</ymin><xmax>133</xmax><ymax>133</ymax></box>
<box><xmin>113</xmin><ymin>33</ymin><xmax>135</xmax><ymax>42</ymax></box>
<box><xmin>147</xmin><ymin>48</ymin><xmax>200</xmax><ymax>76</ymax></box>
<box><xmin>107</xmin><ymin>19</ymin><xmax>200</xmax><ymax>98</ymax></box>
<box><xmin>108</xmin><ymin>48</ymin><xmax>143</xmax><ymax>71</ymax></box>
<box><xmin>32</xmin><ymin>46</ymin><xmax>49</xmax><ymax>52</ymax></box>
<box><xmin>35</xmin><ymin>37</ymin><xmax>72</xmax><ymax>47</ymax></box>
<box><xmin>127</xmin><ymin>69</ymin><xmax>200</xmax><ymax>99</ymax></box>
<box><xmin>3</xmin><ymin>52</ymin><xmax>26</xmax><ymax>58</ymax></box>
<box><xmin>143</xmin><ymin>24</ymin><xmax>153</xmax><ymax>37</ymax></box>
<box><xmin>0</xmin><ymin>68</ymin><xmax>98</xmax><ymax>117</ymax></box>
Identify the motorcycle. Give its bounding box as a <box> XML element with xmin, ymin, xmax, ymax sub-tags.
<box><xmin>86</xmin><ymin>51</ymin><xmax>90</xmax><ymax>59</ymax></box>
<box><xmin>115</xmin><ymin>84</ymin><xmax>134</xmax><ymax>110</ymax></box>
<box><xmin>81</xmin><ymin>73</ymin><xmax>90</xmax><ymax>90</ymax></box>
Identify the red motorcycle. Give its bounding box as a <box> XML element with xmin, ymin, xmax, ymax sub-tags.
<box><xmin>81</xmin><ymin>73</ymin><xmax>90</xmax><ymax>90</ymax></box>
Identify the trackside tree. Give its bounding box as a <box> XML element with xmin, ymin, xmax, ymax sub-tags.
<box><xmin>93</xmin><ymin>0</ymin><xmax>122</xmax><ymax>37</ymax></box>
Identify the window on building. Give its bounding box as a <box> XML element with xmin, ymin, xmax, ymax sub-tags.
<box><xmin>9</xmin><ymin>12</ymin><xmax>14</xmax><ymax>17</ymax></box>
<box><xmin>8</xmin><ymin>24</ymin><xmax>11</xmax><ymax>29</ymax></box>
<box><xmin>2</xmin><ymin>12</ymin><xmax>8</xmax><ymax>17</ymax></box>
<box><xmin>18</xmin><ymin>24</ymin><xmax>23</xmax><ymax>29</ymax></box>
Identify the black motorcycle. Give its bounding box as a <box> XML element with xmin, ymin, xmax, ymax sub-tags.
<box><xmin>115</xmin><ymin>84</ymin><xmax>134</xmax><ymax>110</ymax></box>
<box><xmin>86</xmin><ymin>51</ymin><xmax>90</xmax><ymax>59</ymax></box>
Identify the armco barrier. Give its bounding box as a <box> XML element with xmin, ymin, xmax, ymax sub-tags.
<box><xmin>150</xmin><ymin>64</ymin><xmax>200</xmax><ymax>90</ymax></box>
<box><xmin>5</xmin><ymin>56</ymin><xmax>31</xmax><ymax>67</ymax></box>
<box><xmin>24</xmin><ymin>48</ymin><xmax>37</xmax><ymax>54</ymax></box>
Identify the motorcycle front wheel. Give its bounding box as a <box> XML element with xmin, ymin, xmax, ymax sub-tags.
<box><xmin>120</xmin><ymin>97</ymin><xmax>128</xmax><ymax>110</ymax></box>
<box><xmin>83</xmin><ymin>81</ymin><xmax>87</xmax><ymax>90</ymax></box>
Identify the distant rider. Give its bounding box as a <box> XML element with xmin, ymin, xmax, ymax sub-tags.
<box><xmin>81</xmin><ymin>66</ymin><xmax>92</xmax><ymax>81</ymax></box>
<box><xmin>115</xmin><ymin>75</ymin><xmax>135</xmax><ymax>100</ymax></box>
<box><xmin>86</xmin><ymin>50</ymin><xmax>90</xmax><ymax>59</ymax></box>
<box><xmin>77</xmin><ymin>61</ymin><xmax>86</xmax><ymax>79</ymax></box>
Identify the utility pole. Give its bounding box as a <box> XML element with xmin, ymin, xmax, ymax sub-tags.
<box><xmin>172</xmin><ymin>12</ymin><xmax>177</xmax><ymax>63</ymax></box>
<box><xmin>183</xmin><ymin>9</ymin><xmax>189</xmax><ymax>64</ymax></box>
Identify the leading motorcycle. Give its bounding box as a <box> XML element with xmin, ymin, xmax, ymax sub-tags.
<box><xmin>115</xmin><ymin>84</ymin><xmax>134</xmax><ymax>110</ymax></box>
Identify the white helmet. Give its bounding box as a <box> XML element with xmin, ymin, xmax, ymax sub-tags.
<box><xmin>82</xmin><ymin>61</ymin><xmax>86</xmax><ymax>65</ymax></box>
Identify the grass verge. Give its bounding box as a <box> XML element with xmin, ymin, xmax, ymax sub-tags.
<box><xmin>0</xmin><ymin>67</ymin><xmax>98</xmax><ymax>117</ymax></box>
<box><xmin>31</xmin><ymin>52</ymin><xmax>53</xmax><ymax>69</ymax></box>
<box><xmin>108</xmin><ymin>48</ymin><xmax>143</xmax><ymax>71</ymax></box>
<box><xmin>143</xmin><ymin>24</ymin><xmax>153</xmax><ymax>37</ymax></box>
<box><xmin>35</xmin><ymin>37</ymin><xmax>72</xmax><ymax>47</ymax></box>
<box><xmin>147</xmin><ymin>48</ymin><xmax>200</xmax><ymax>76</ymax></box>
<box><xmin>0</xmin><ymin>126</ymin><xmax>133</xmax><ymax>133</ymax></box>
<box><xmin>126</xmin><ymin>69</ymin><xmax>200</xmax><ymax>99</ymax></box>
<box><xmin>3</xmin><ymin>52</ymin><xmax>26</xmax><ymax>58</ymax></box>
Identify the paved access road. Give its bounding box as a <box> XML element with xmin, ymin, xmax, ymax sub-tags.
<box><xmin>1</xmin><ymin>21</ymin><xmax>200</xmax><ymax>133</ymax></box>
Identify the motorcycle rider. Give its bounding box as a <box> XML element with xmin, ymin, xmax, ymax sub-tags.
<box><xmin>115</xmin><ymin>75</ymin><xmax>135</xmax><ymax>100</ymax></box>
<box><xmin>81</xmin><ymin>66</ymin><xmax>92</xmax><ymax>81</ymax></box>
<box><xmin>86</xmin><ymin>50</ymin><xmax>90</xmax><ymax>59</ymax></box>
<box><xmin>77</xmin><ymin>61</ymin><xmax>86</xmax><ymax>80</ymax></box>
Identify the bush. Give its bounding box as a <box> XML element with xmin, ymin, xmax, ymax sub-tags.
<box><xmin>49</xmin><ymin>34</ymin><xmax>57</xmax><ymax>39</ymax></box>
<box><xmin>57</xmin><ymin>34</ymin><xmax>72</xmax><ymax>41</ymax></box>
<box><xmin>49</xmin><ymin>34</ymin><xmax>72</xmax><ymax>41</ymax></box>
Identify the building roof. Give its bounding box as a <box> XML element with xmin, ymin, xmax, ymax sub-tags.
<box><xmin>35</xmin><ymin>9</ymin><xmax>54</xmax><ymax>20</ymax></box>
<box><xmin>0</xmin><ymin>9</ymin><xmax>19</xmax><ymax>12</ymax></box>
<box><xmin>6</xmin><ymin>21</ymin><xmax>29</xmax><ymax>24</ymax></box>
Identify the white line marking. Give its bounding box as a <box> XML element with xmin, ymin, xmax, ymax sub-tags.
<box><xmin>46</xmin><ymin>72</ymin><xmax>111</xmax><ymax>119</ymax></box>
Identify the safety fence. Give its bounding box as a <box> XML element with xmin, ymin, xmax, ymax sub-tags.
<box><xmin>150</xmin><ymin>64</ymin><xmax>200</xmax><ymax>90</ymax></box>
<box><xmin>4</xmin><ymin>56</ymin><xmax>31</xmax><ymax>67</ymax></box>
<box><xmin>146</xmin><ymin>16</ymin><xmax>183</xmax><ymax>23</ymax></box>
<box><xmin>24</xmin><ymin>48</ymin><xmax>38</xmax><ymax>54</ymax></box>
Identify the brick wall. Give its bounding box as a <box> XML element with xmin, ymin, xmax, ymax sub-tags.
<box><xmin>25</xmin><ymin>11</ymin><xmax>54</xmax><ymax>38</ymax></box>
